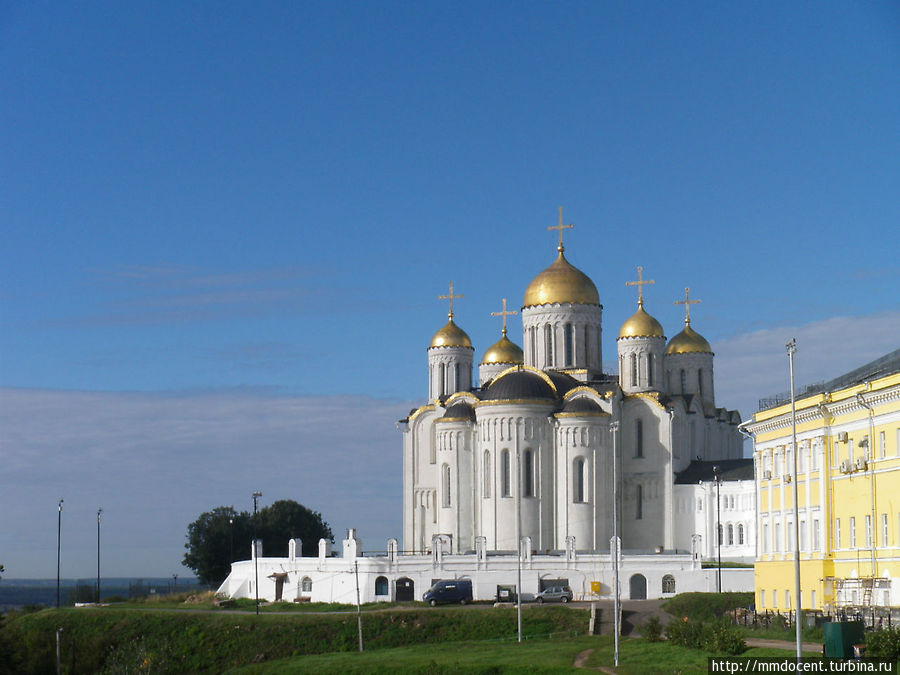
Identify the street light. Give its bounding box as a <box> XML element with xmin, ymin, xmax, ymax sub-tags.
<box><xmin>96</xmin><ymin>508</ymin><xmax>102</xmax><ymax>603</ymax></box>
<box><xmin>787</xmin><ymin>338</ymin><xmax>802</xmax><ymax>660</ymax></box>
<box><xmin>610</xmin><ymin>420</ymin><xmax>621</xmax><ymax>668</ymax></box>
<box><xmin>56</xmin><ymin>499</ymin><xmax>63</xmax><ymax>608</ymax></box>
<box><xmin>712</xmin><ymin>466</ymin><xmax>722</xmax><ymax>593</ymax></box>
<box><xmin>252</xmin><ymin>491</ymin><xmax>262</xmax><ymax>616</ymax></box>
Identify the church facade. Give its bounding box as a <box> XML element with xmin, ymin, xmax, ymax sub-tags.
<box><xmin>399</xmin><ymin>221</ymin><xmax>745</xmax><ymax>557</ymax></box>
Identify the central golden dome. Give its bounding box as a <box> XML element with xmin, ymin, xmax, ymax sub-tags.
<box><xmin>665</xmin><ymin>322</ymin><xmax>712</xmax><ymax>355</ymax></box>
<box><xmin>523</xmin><ymin>251</ymin><xmax>600</xmax><ymax>307</ymax></box>
<box><xmin>430</xmin><ymin>319</ymin><xmax>472</xmax><ymax>348</ymax></box>
<box><xmin>619</xmin><ymin>304</ymin><xmax>665</xmax><ymax>339</ymax></box>
<box><xmin>481</xmin><ymin>331</ymin><xmax>524</xmax><ymax>365</ymax></box>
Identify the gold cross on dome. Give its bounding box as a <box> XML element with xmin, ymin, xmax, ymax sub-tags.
<box><xmin>625</xmin><ymin>266</ymin><xmax>655</xmax><ymax>307</ymax></box>
<box><xmin>674</xmin><ymin>286</ymin><xmax>701</xmax><ymax>325</ymax></box>
<box><xmin>547</xmin><ymin>205</ymin><xmax>573</xmax><ymax>252</ymax></box>
<box><xmin>438</xmin><ymin>281</ymin><xmax>464</xmax><ymax>319</ymax></box>
<box><xmin>490</xmin><ymin>298</ymin><xmax>518</xmax><ymax>336</ymax></box>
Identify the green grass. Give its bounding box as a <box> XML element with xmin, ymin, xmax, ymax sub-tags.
<box><xmin>662</xmin><ymin>592</ymin><xmax>755</xmax><ymax>622</ymax></box>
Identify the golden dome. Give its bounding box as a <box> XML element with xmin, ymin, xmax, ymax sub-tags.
<box><xmin>481</xmin><ymin>330</ymin><xmax>524</xmax><ymax>365</ymax></box>
<box><xmin>523</xmin><ymin>251</ymin><xmax>600</xmax><ymax>307</ymax></box>
<box><xmin>665</xmin><ymin>322</ymin><xmax>713</xmax><ymax>355</ymax></box>
<box><xmin>430</xmin><ymin>318</ymin><xmax>472</xmax><ymax>348</ymax></box>
<box><xmin>618</xmin><ymin>303</ymin><xmax>665</xmax><ymax>339</ymax></box>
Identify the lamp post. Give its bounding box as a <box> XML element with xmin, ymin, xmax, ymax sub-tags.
<box><xmin>713</xmin><ymin>465</ymin><xmax>722</xmax><ymax>593</ymax></box>
<box><xmin>96</xmin><ymin>508</ymin><xmax>102</xmax><ymax>603</ymax></box>
<box><xmin>610</xmin><ymin>420</ymin><xmax>620</xmax><ymax>668</ymax></box>
<box><xmin>252</xmin><ymin>491</ymin><xmax>262</xmax><ymax>616</ymax></box>
<box><xmin>56</xmin><ymin>499</ymin><xmax>63</xmax><ymax>608</ymax></box>
<box><xmin>787</xmin><ymin>338</ymin><xmax>802</xmax><ymax>660</ymax></box>
<box><xmin>229</xmin><ymin>517</ymin><xmax>234</xmax><ymax>563</ymax></box>
<box><xmin>515</xmin><ymin>438</ymin><xmax>522</xmax><ymax>643</ymax></box>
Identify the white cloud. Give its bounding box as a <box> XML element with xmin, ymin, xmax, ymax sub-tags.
<box><xmin>0</xmin><ymin>388</ymin><xmax>416</xmax><ymax>578</ymax></box>
<box><xmin>714</xmin><ymin>309</ymin><xmax>900</xmax><ymax>421</ymax></box>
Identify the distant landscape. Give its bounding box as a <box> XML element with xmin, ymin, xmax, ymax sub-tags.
<box><xmin>0</xmin><ymin>577</ymin><xmax>203</xmax><ymax>611</ymax></box>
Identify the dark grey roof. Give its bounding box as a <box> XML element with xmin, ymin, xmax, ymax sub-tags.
<box><xmin>561</xmin><ymin>398</ymin><xmax>603</xmax><ymax>414</ymax></box>
<box><xmin>758</xmin><ymin>348</ymin><xmax>900</xmax><ymax>411</ymax></box>
<box><xmin>442</xmin><ymin>401</ymin><xmax>476</xmax><ymax>420</ymax></box>
<box><xmin>482</xmin><ymin>369</ymin><xmax>558</xmax><ymax>402</ymax></box>
<box><xmin>544</xmin><ymin>370</ymin><xmax>580</xmax><ymax>398</ymax></box>
<box><xmin>675</xmin><ymin>459</ymin><xmax>754</xmax><ymax>484</ymax></box>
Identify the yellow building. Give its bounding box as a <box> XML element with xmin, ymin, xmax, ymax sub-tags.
<box><xmin>744</xmin><ymin>349</ymin><xmax>900</xmax><ymax>612</ymax></box>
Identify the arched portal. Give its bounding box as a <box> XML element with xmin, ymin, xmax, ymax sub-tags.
<box><xmin>396</xmin><ymin>577</ymin><xmax>415</xmax><ymax>602</ymax></box>
<box><xmin>629</xmin><ymin>574</ymin><xmax>647</xmax><ymax>600</ymax></box>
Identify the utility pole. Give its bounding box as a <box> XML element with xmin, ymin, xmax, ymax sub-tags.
<box><xmin>610</xmin><ymin>420</ymin><xmax>620</xmax><ymax>668</ymax></box>
<box><xmin>252</xmin><ymin>491</ymin><xmax>262</xmax><ymax>615</ymax></box>
<box><xmin>56</xmin><ymin>499</ymin><xmax>63</xmax><ymax>608</ymax></box>
<box><xmin>787</xmin><ymin>338</ymin><xmax>802</xmax><ymax>660</ymax></box>
<box><xmin>96</xmin><ymin>508</ymin><xmax>102</xmax><ymax>603</ymax></box>
<box><xmin>713</xmin><ymin>465</ymin><xmax>722</xmax><ymax>593</ymax></box>
<box><xmin>354</xmin><ymin>560</ymin><xmax>364</xmax><ymax>652</ymax></box>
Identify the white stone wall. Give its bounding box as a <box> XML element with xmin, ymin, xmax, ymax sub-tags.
<box><xmin>428</xmin><ymin>345</ymin><xmax>474</xmax><ymax>401</ymax></box>
<box><xmin>664</xmin><ymin>352</ymin><xmax>715</xmax><ymax>406</ymax></box>
<box><xmin>673</xmin><ymin>481</ymin><xmax>756</xmax><ymax>563</ymax></box>
<box><xmin>521</xmin><ymin>304</ymin><xmax>603</xmax><ymax>374</ymax></box>
<box><xmin>617</xmin><ymin>336</ymin><xmax>667</xmax><ymax>395</ymax></box>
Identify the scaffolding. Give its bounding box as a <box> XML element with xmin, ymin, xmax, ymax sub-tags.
<box><xmin>824</xmin><ymin>576</ymin><xmax>890</xmax><ymax>609</ymax></box>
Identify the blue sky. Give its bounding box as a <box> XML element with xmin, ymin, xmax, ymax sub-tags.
<box><xmin>1</xmin><ymin>2</ymin><xmax>898</xmax><ymax>578</ymax></box>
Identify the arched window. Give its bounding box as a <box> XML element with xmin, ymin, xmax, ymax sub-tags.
<box><xmin>564</xmin><ymin>323</ymin><xmax>574</xmax><ymax>366</ymax></box>
<box><xmin>530</xmin><ymin>327</ymin><xmax>537</xmax><ymax>364</ymax></box>
<box><xmin>738</xmin><ymin>523</ymin><xmax>745</xmax><ymax>545</ymax></box>
<box><xmin>442</xmin><ymin>464</ymin><xmax>451</xmax><ymax>507</ymax></box>
<box><xmin>584</xmin><ymin>325</ymin><xmax>590</xmax><ymax>364</ymax></box>
<box><xmin>544</xmin><ymin>325</ymin><xmax>553</xmax><ymax>366</ymax></box>
<box><xmin>647</xmin><ymin>355</ymin><xmax>653</xmax><ymax>387</ymax></box>
<box><xmin>483</xmin><ymin>451</ymin><xmax>491</xmax><ymax>498</ymax></box>
<box><xmin>573</xmin><ymin>458</ymin><xmax>585</xmax><ymax>502</ymax></box>
<box><xmin>636</xmin><ymin>484</ymin><xmax>643</xmax><ymax>520</ymax></box>
<box><xmin>501</xmin><ymin>450</ymin><xmax>511</xmax><ymax>497</ymax></box>
<box><xmin>301</xmin><ymin>576</ymin><xmax>312</xmax><ymax>593</ymax></box>
<box><xmin>523</xmin><ymin>449</ymin><xmax>534</xmax><ymax>497</ymax></box>
<box><xmin>455</xmin><ymin>362</ymin><xmax>461</xmax><ymax>391</ymax></box>
<box><xmin>698</xmin><ymin>368</ymin><xmax>704</xmax><ymax>397</ymax></box>
<box><xmin>727</xmin><ymin>524</ymin><xmax>734</xmax><ymax>546</ymax></box>
<box><xmin>635</xmin><ymin>419</ymin><xmax>643</xmax><ymax>458</ymax></box>
<box><xmin>717</xmin><ymin>523</ymin><xmax>723</xmax><ymax>545</ymax></box>
<box><xmin>662</xmin><ymin>574</ymin><xmax>676</xmax><ymax>594</ymax></box>
<box><xmin>375</xmin><ymin>576</ymin><xmax>388</xmax><ymax>596</ymax></box>
<box><xmin>438</xmin><ymin>364</ymin><xmax>445</xmax><ymax>396</ymax></box>
<box><xmin>680</xmin><ymin>369</ymin><xmax>687</xmax><ymax>394</ymax></box>
<box><xmin>630</xmin><ymin>353</ymin><xmax>637</xmax><ymax>387</ymax></box>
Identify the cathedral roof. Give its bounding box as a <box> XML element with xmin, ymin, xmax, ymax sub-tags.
<box><xmin>674</xmin><ymin>459</ymin><xmax>754</xmax><ymax>484</ymax></box>
<box><xmin>558</xmin><ymin>397</ymin><xmax>606</xmax><ymax>416</ymax></box>
<box><xmin>481</xmin><ymin>367</ymin><xmax>558</xmax><ymax>402</ymax></box>
<box><xmin>439</xmin><ymin>400</ymin><xmax>477</xmax><ymax>422</ymax></box>
<box><xmin>480</xmin><ymin>331</ymin><xmax>524</xmax><ymax>365</ymax></box>
<box><xmin>665</xmin><ymin>322</ymin><xmax>712</xmax><ymax>355</ymax></box>
<box><xmin>430</xmin><ymin>318</ymin><xmax>473</xmax><ymax>349</ymax></box>
<box><xmin>544</xmin><ymin>370</ymin><xmax>580</xmax><ymax>398</ymax></box>
<box><xmin>523</xmin><ymin>250</ymin><xmax>600</xmax><ymax>308</ymax></box>
<box><xmin>618</xmin><ymin>304</ymin><xmax>665</xmax><ymax>339</ymax></box>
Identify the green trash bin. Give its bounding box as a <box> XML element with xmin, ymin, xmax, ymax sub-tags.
<box><xmin>823</xmin><ymin>621</ymin><xmax>865</xmax><ymax>658</ymax></box>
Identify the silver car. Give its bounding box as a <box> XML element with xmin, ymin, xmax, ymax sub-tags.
<box><xmin>534</xmin><ymin>585</ymin><xmax>573</xmax><ymax>603</ymax></box>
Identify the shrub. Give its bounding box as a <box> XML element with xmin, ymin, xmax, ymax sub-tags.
<box><xmin>662</xmin><ymin>592</ymin><xmax>754</xmax><ymax>623</ymax></box>
<box><xmin>704</xmin><ymin>620</ymin><xmax>746</xmax><ymax>656</ymax></box>
<box><xmin>866</xmin><ymin>627</ymin><xmax>900</xmax><ymax>660</ymax></box>
<box><xmin>641</xmin><ymin>616</ymin><xmax>664</xmax><ymax>642</ymax></box>
<box><xmin>665</xmin><ymin>618</ymin><xmax>706</xmax><ymax>649</ymax></box>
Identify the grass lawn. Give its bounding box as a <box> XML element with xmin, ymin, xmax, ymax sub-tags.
<box><xmin>227</xmin><ymin>634</ymin><xmax>817</xmax><ymax>674</ymax></box>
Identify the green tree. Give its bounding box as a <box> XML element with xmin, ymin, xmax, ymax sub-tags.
<box><xmin>182</xmin><ymin>501</ymin><xmax>333</xmax><ymax>587</ymax></box>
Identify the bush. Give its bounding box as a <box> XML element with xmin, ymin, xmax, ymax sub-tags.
<box><xmin>640</xmin><ymin>616</ymin><xmax>664</xmax><ymax>642</ymax></box>
<box><xmin>664</xmin><ymin>617</ymin><xmax>746</xmax><ymax>655</ymax></box>
<box><xmin>665</xmin><ymin>618</ymin><xmax>706</xmax><ymax>649</ymax></box>
<box><xmin>866</xmin><ymin>627</ymin><xmax>900</xmax><ymax>660</ymax></box>
<box><xmin>662</xmin><ymin>592</ymin><xmax>754</xmax><ymax>623</ymax></box>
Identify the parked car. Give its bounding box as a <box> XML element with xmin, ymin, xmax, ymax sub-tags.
<box><xmin>534</xmin><ymin>585</ymin><xmax>573</xmax><ymax>603</ymax></box>
<box><xmin>423</xmin><ymin>579</ymin><xmax>473</xmax><ymax>606</ymax></box>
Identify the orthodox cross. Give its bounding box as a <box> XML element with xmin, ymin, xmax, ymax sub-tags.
<box><xmin>490</xmin><ymin>298</ymin><xmax>518</xmax><ymax>336</ymax></box>
<box><xmin>674</xmin><ymin>287</ymin><xmax>701</xmax><ymax>324</ymax></box>
<box><xmin>438</xmin><ymin>281</ymin><xmax>464</xmax><ymax>320</ymax></box>
<box><xmin>547</xmin><ymin>205</ymin><xmax>573</xmax><ymax>252</ymax></box>
<box><xmin>625</xmin><ymin>266</ymin><xmax>655</xmax><ymax>308</ymax></box>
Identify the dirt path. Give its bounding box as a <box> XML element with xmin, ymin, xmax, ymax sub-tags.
<box><xmin>745</xmin><ymin>637</ymin><xmax>823</xmax><ymax>653</ymax></box>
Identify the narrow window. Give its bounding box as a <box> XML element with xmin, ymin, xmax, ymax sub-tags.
<box><xmin>850</xmin><ymin>517</ymin><xmax>856</xmax><ymax>548</ymax></box>
<box><xmin>813</xmin><ymin>519</ymin><xmax>820</xmax><ymax>550</ymax></box>
<box><xmin>763</xmin><ymin>523</ymin><xmax>769</xmax><ymax>553</ymax></box>
<box><xmin>544</xmin><ymin>325</ymin><xmax>553</xmax><ymax>367</ymax></box>
<box><xmin>647</xmin><ymin>354</ymin><xmax>653</xmax><ymax>387</ymax></box>
<box><xmin>760</xmin><ymin>590</ymin><xmax>765</xmax><ymax>608</ymax></box>
<box><xmin>636</xmin><ymin>484</ymin><xmax>643</xmax><ymax>520</ymax></box>
<box><xmin>775</xmin><ymin>523</ymin><xmax>781</xmax><ymax>552</ymax></box>
<box><xmin>630</xmin><ymin>353</ymin><xmax>637</xmax><ymax>387</ymax></box>
<box><xmin>718</xmin><ymin>522</ymin><xmax>723</xmax><ymax>545</ymax></box>
<box><xmin>635</xmin><ymin>419</ymin><xmax>643</xmax><ymax>458</ymax></box>
<box><xmin>501</xmin><ymin>450</ymin><xmax>511</xmax><ymax>497</ymax></box>
<box><xmin>785</xmin><ymin>590</ymin><xmax>790</xmax><ymax>609</ymax></box>
<box><xmin>438</xmin><ymin>364</ymin><xmax>445</xmax><ymax>396</ymax></box>
<box><xmin>574</xmin><ymin>458</ymin><xmax>585</xmax><ymax>503</ymax></box>
<box><xmin>442</xmin><ymin>464</ymin><xmax>451</xmax><ymax>507</ymax></box>
<box><xmin>375</xmin><ymin>576</ymin><xmax>388</xmax><ymax>596</ymax></box>
<box><xmin>301</xmin><ymin>577</ymin><xmax>312</xmax><ymax>593</ymax></box>
<box><xmin>880</xmin><ymin>431</ymin><xmax>886</xmax><ymax>459</ymax></box>
<box><xmin>455</xmin><ymin>362</ymin><xmax>461</xmax><ymax>391</ymax></box>
<box><xmin>564</xmin><ymin>323</ymin><xmax>573</xmax><ymax>367</ymax></box>
<box><xmin>584</xmin><ymin>325</ymin><xmax>590</xmax><ymax>364</ymax></box>
<box><xmin>523</xmin><ymin>450</ymin><xmax>534</xmax><ymax>497</ymax></box>
<box><xmin>865</xmin><ymin>515</ymin><xmax>872</xmax><ymax>547</ymax></box>
<box><xmin>530</xmin><ymin>327</ymin><xmax>537</xmax><ymax>364</ymax></box>
<box><xmin>834</xmin><ymin>518</ymin><xmax>841</xmax><ymax>549</ymax></box>
<box><xmin>727</xmin><ymin>524</ymin><xmax>734</xmax><ymax>546</ymax></box>
<box><xmin>680</xmin><ymin>369</ymin><xmax>687</xmax><ymax>394</ymax></box>
<box><xmin>881</xmin><ymin>513</ymin><xmax>888</xmax><ymax>548</ymax></box>
<box><xmin>698</xmin><ymin>368</ymin><xmax>704</xmax><ymax>397</ymax></box>
<box><xmin>738</xmin><ymin>523</ymin><xmax>745</xmax><ymax>545</ymax></box>
<box><xmin>483</xmin><ymin>451</ymin><xmax>491</xmax><ymax>498</ymax></box>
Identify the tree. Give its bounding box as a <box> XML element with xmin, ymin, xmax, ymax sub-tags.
<box><xmin>182</xmin><ymin>500</ymin><xmax>333</xmax><ymax>587</ymax></box>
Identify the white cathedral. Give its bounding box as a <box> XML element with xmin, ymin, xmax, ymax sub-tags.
<box><xmin>400</xmin><ymin>222</ymin><xmax>745</xmax><ymax>557</ymax></box>
<box><xmin>218</xmin><ymin>216</ymin><xmax>756</xmax><ymax>604</ymax></box>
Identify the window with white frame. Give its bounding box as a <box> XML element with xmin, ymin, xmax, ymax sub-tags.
<box><xmin>882</xmin><ymin>513</ymin><xmax>888</xmax><ymax>548</ymax></box>
<box><xmin>573</xmin><ymin>457</ymin><xmax>586</xmax><ymax>503</ymax></box>
<box><xmin>442</xmin><ymin>464</ymin><xmax>451</xmax><ymax>507</ymax></box>
<box><xmin>760</xmin><ymin>589</ymin><xmax>765</xmax><ymax>608</ymax></box>
<box><xmin>880</xmin><ymin>431</ymin><xmax>886</xmax><ymax>459</ymax></box>
<box><xmin>850</xmin><ymin>517</ymin><xmax>856</xmax><ymax>548</ymax></box>
<box><xmin>813</xmin><ymin>519</ymin><xmax>820</xmax><ymax>551</ymax></box>
<box><xmin>483</xmin><ymin>451</ymin><xmax>491</xmax><ymax>498</ymax></box>
<box><xmin>835</xmin><ymin>518</ymin><xmax>841</xmax><ymax>550</ymax></box>
<box><xmin>501</xmin><ymin>450</ymin><xmax>511</xmax><ymax>497</ymax></box>
<box><xmin>523</xmin><ymin>449</ymin><xmax>535</xmax><ymax>498</ymax></box>
<box><xmin>866</xmin><ymin>515</ymin><xmax>872</xmax><ymax>547</ymax></box>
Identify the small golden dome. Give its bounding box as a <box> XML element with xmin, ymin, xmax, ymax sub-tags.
<box><xmin>430</xmin><ymin>318</ymin><xmax>472</xmax><ymax>348</ymax></box>
<box><xmin>523</xmin><ymin>251</ymin><xmax>599</xmax><ymax>307</ymax></box>
<box><xmin>666</xmin><ymin>322</ymin><xmax>713</xmax><ymax>355</ymax></box>
<box><xmin>618</xmin><ymin>303</ymin><xmax>665</xmax><ymax>339</ymax></box>
<box><xmin>481</xmin><ymin>330</ymin><xmax>524</xmax><ymax>365</ymax></box>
